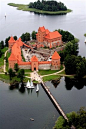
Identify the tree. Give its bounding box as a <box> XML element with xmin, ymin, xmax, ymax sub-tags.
<box><xmin>64</xmin><ymin>55</ymin><xmax>76</xmax><ymax>74</ymax></box>
<box><xmin>13</xmin><ymin>36</ymin><xmax>17</xmax><ymax>40</ymax></box>
<box><xmin>59</xmin><ymin>50</ymin><xmax>65</xmax><ymax>63</ymax></box>
<box><xmin>8</xmin><ymin>68</ymin><xmax>13</xmax><ymax>80</ymax></box>
<box><xmin>29</xmin><ymin>0</ymin><xmax>67</xmax><ymax>11</ymax></box>
<box><xmin>58</xmin><ymin>29</ymin><xmax>74</xmax><ymax>42</ymax></box>
<box><xmin>65</xmin><ymin>42</ymin><xmax>74</xmax><ymax>56</ymax></box>
<box><xmin>14</xmin><ymin>63</ymin><xmax>19</xmax><ymax>72</ymax></box>
<box><xmin>21</xmin><ymin>33</ymin><xmax>30</xmax><ymax>42</ymax></box>
<box><xmin>5</xmin><ymin>36</ymin><xmax>10</xmax><ymax>47</ymax></box>
<box><xmin>76</xmin><ymin>61</ymin><xmax>86</xmax><ymax>78</ymax></box>
<box><xmin>32</xmin><ymin>31</ymin><xmax>37</xmax><ymax>40</ymax></box>
<box><xmin>0</xmin><ymin>41</ymin><xmax>4</xmax><ymax>49</ymax></box>
<box><xmin>0</xmin><ymin>48</ymin><xmax>2</xmax><ymax>57</ymax></box>
<box><xmin>53</xmin><ymin>107</ymin><xmax>86</xmax><ymax>129</ymax></box>
<box><xmin>25</xmin><ymin>32</ymin><xmax>30</xmax><ymax>41</ymax></box>
<box><xmin>18</xmin><ymin>69</ymin><xmax>25</xmax><ymax>82</ymax></box>
<box><xmin>21</xmin><ymin>33</ymin><xmax>25</xmax><ymax>42</ymax></box>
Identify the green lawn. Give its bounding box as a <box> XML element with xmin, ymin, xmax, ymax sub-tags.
<box><xmin>43</xmin><ymin>75</ymin><xmax>60</xmax><ymax>82</ymax></box>
<box><xmin>38</xmin><ymin>65</ymin><xmax>63</xmax><ymax>75</ymax></box>
<box><xmin>25</xmin><ymin>69</ymin><xmax>32</xmax><ymax>73</ymax></box>
<box><xmin>0</xmin><ymin>74</ymin><xmax>9</xmax><ymax>81</ymax></box>
<box><xmin>30</xmin><ymin>42</ymin><xmax>35</xmax><ymax>45</ymax></box>
<box><xmin>8</xmin><ymin>3</ymin><xmax>72</xmax><ymax>15</ymax></box>
<box><xmin>0</xmin><ymin>73</ymin><xmax>30</xmax><ymax>84</ymax></box>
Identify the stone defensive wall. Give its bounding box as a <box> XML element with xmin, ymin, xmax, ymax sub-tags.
<box><xmin>18</xmin><ymin>62</ymin><xmax>31</xmax><ymax>69</ymax></box>
<box><xmin>18</xmin><ymin>61</ymin><xmax>51</xmax><ymax>70</ymax></box>
<box><xmin>39</xmin><ymin>61</ymin><xmax>51</xmax><ymax>70</ymax></box>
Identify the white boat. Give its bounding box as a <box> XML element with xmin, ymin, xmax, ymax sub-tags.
<box><xmin>30</xmin><ymin>81</ymin><xmax>35</xmax><ymax>89</ymax></box>
<box><xmin>26</xmin><ymin>80</ymin><xmax>31</xmax><ymax>88</ymax></box>
<box><xmin>30</xmin><ymin>118</ymin><xmax>34</xmax><ymax>121</ymax></box>
<box><xmin>36</xmin><ymin>84</ymin><xmax>39</xmax><ymax>92</ymax></box>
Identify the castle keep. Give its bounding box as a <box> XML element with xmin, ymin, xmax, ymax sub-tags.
<box><xmin>36</xmin><ymin>26</ymin><xmax>62</xmax><ymax>48</ymax></box>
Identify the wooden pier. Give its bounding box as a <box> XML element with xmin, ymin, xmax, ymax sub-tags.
<box><xmin>30</xmin><ymin>71</ymin><xmax>68</xmax><ymax>122</ymax></box>
<box><xmin>41</xmin><ymin>81</ymin><xmax>69</xmax><ymax>122</ymax></box>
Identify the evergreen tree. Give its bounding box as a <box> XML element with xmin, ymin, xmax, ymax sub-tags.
<box><xmin>18</xmin><ymin>69</ymin><xmax>25</xmax><ymax>82</ymax></box>
<box><xmin>14</xmin><ymin>63</ymin><xmax>19</xmax><ymax>72</ymax></box>
<box><xmin>5</xmin><ymin>36</ymin><xmax>10</xmax><ymax>47</ymax></box>
<box><xmin>14</xmin><ymin>36</ymin><xmax>17</xmax><ymax>40</ymax></box>
<box><xmin>8</xmin><ymin>68</ymin><xmax>13</xmax><ymax>80</ymax></box>
<box><xmin>32</xmin><ymin>31</ymin><xmax>37</xmax><ymax>40</ymax></box>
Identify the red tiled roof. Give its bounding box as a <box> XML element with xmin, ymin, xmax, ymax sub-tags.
<box><xmin>8</xmin><ymin>53</ymin><xmax>17</xmax><ymax>61</ymax></box>
<box><xmin>45</xmin><ymin>29</ymin><xmax>50</xmax><ymax>34</ymax></box>
<box><xmin>52</xmin><ymin>51</ymin><xmax>60</xmax><ymax>60</ymax></box>
<box><xmin>12</xmin><ymin>42</ymin><xmax>22</xmax><ymax>62</ymax></box>
<box><xmin>39</xmin><ymin>26</ymin><xmax>45</xmax><ymax>32</ymax></box>
<box><xmin>39</xmin><ymin>61</ymin><xmax>51</xmax><ymax>64</ymax></box>
<box><xmin>31</xmin><ymin>56</ymin><xmax>38</xmax><ymax>62</ymax></box>
<box><xmin>8</xmin><ymin>36</ymin><xmax>15</xmax><ymax>43</ymax></box>
<box><xmin>18</xmin><ymin>61</ymin><xmax>31</xmax><ymax>65</ymax></box>
<box><xmin>45</xmin><ymin>31</ymin><xmax>62</xmax><ymax>39</ymax></box>
<box><xmin>16</xmin><ymin>38</ymin><xmax>24</xmax><ymax>47</ymax></box>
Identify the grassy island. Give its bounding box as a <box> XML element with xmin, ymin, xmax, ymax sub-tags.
<box><xmin>8</xmin><ymin>3</ymin><xmax>72</xmax><ymax>15</ymax></box>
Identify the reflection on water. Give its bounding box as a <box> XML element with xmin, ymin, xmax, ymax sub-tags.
<box><xmin>9</xmin><ymin>82</ymin><xmax>40</xmax><ymax>96</ymax></box>
<box><xmin>51</xmin><ymin>79</ymin><xmax>60</xmax><ymax>88</ymax></box>
<box><xmin>65</xmin><ymin>77</ymin><xmax>86</xmax><ymax>90</ymax></box>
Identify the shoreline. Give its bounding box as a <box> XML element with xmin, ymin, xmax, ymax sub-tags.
<box><xmin>8</xmin><ymin>3</ymin><xmax>72</xmax><ymax>15</ymax></box>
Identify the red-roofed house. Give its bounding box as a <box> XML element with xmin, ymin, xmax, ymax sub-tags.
<box><xmin>36</xmin><ymin>26</ymin><xmax>62</xmax><ymax>48</ymax></box>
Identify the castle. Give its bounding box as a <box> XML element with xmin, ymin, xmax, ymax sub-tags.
<box><xmin>36</xmin><ymin>26</ymin><xmax>62</xmax><ymax>48</ymax></box>
<box><xmin>8</xmin><ymin>27</ymin><xmax>62</xmax><ymax>71</ymax></box>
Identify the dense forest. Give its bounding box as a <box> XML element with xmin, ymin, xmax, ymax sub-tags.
<box><xmin>57</xmin><ymin>29</ymin><xmax>86</xmax><ymax>78</ymax></box>
<box><xmin>29</xmin><ymin>0</ymin><xmax>67</xmax><ymax>11</ymax></box>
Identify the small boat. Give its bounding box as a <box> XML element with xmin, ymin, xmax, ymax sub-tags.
<box><xmin>30</xmin><ymin>81</ymin><xmax>35</xmax><ymax>89</ymax></box>
<box><xmin>36</xmin><ymin>84</ymin><xmax>39</xmax><ymax>92</ymax></box>
<box><xmin>30</xmin><ymin>118</ymin><xmax>34</xmax><ymax>121</ymax></box>
<box><xmin>26</xmin><ymin>80</ymin><xmax>31</xmax><ymax>88</ymax></box>
<box><xmin>5</xmin><ymin>13</ymin><xmax>6</xmax><ymax>17</ymax></box>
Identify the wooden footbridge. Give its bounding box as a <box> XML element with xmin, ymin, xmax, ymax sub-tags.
<box><xmin>31</xmin><ymin>71</ymin><xmax>69</xmax><ymax>122</ymax></box>
<box><xmin>41</xmin><ymin>81</ymin><xmax>69</xmax><ymax>122</ymax></box>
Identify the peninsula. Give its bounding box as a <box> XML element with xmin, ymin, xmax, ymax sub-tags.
<box><xmin>8</xmin><ymin>0</ymin><xmax>72</xmax><ymax>15</ymax></box>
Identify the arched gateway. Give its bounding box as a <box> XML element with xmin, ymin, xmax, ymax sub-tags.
<box><xmin>31</xmin><ymin>56</ymin><xmax>38</xmax><ymax>71</ymax></box>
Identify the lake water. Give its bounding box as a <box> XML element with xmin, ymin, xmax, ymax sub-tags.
<box><xmin>0</xmin><ymin>0</ymin><xmax>86</xmax><ymax>129</ymax></box>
